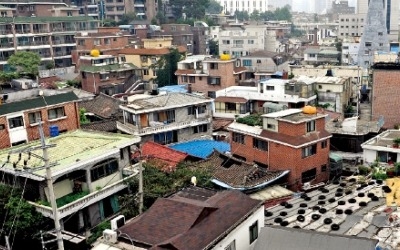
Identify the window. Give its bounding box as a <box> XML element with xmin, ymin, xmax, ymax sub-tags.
<box><xmin>302</xmin><ymin>144</ymin><xmax>317</xmax><ymax>158</ymax></box>
<box><xmin>189</xmin><ymin>76</ymin><xmax>195</xmax><ymax>83</ymax></box>
<box><xmin>193</xmin><ymin>124</ymin><xmax>208</xmax><ymax>133</ymax></box>
<box><xmin>116</xmin><ymin>6</ymin><xmax>124</xmax><ymax>11</ymax></box>
<box><xmin>249</xmin><ymin>221</ymin><xmax>258</xmax><ymax>244</ymax></box>
<box><xmin>266</xmin><ymin>86</ymin><xmax>274</xmax><ymax>91</ymax></box>
<box><xmin>210</xmin><ymin>63</ymin><xmax>218</xmax><ymax>69</ymax></box>
<box><xmin>248</xmin><ymin>40</ymin><xmax>254</xmax><ymax>44</ymax></box>
<box><xmin>171</xmin><ymin>26</ymin><xmax>176</xmax><ymax>31</ymax></box>
<box><xmin>28</xmin><ymin>111</ymin><xmax>41</xmax><ymax>124</ymax></box>
<box><xmin>243</xmin><ymin>59</ymin><xmax>252</xmax><ymax>66</ymax></box>
<box><xmin>226</xmin><ymin>103</ymin><xmax>236</xmax><ymax>111</ymax></box>
<box><xmin>104</xmin><ymin>38</ymin><xmax>110</xmax><ymax>45</ymax></box>
<box><xmin>232</xmin><ymin>132</ymin><xmax>245</xmax><ymax>144</ymax></box>
<box><xmin>302</xmin><ymin>168</ymin><xmax>316</xmax><ymax>183</ymax></box>
<box><xmin>48</xmin><ymin>107</ymin><xmax>65</xmax><ymax>120</ymax></box>
<box><xmin>253</xmin><ymin>138</ymin><xmax>268</xmax><ymax>151</ymax></box>
<box><xmin>78</xmin><ymin>39</ymin><xmax>85</xmax><ymax>46</ymax></box>
<box><xmin>94</xmin><ymin>39</ymin><xmax>100</xmax><ymax>45</ymax></box>
<box><xmin>306</xmin><ymin>120</ymin><xmax>315</xmax><ymax>132</ymax></box>
<box><xmin>143</xmin><ymin>69</ymin><xmax>149</xmax><ymax>75</ymax></box>
<box><xmin>321</xmin><ymin>164</ymin><xmax>327</xmax><ymax>172</ymax></box>
<box><xmin>154</xmin><ymin>130</ymin><xmax>178</xmax><ymax>145</ymax></box>
<box><xmin>90</xmin><ymin>159</ymin><xmax>119</xmax><ymax>182</ymax></box>
<box><xmin>365</xmin><ymin>42</ymin><xmax>371</xmax><ymax>47</ymax></box>
<box><xmin>100</xmin><ymin>73</ymin><xmax>110</xmax><ymax>80</ymax></box>
<box><xmin>154</xmin><ymin>110</ymin><xmax>175</xmax><ymax>123</ymax></box>
<box><xmin>321</xmin><ymin>140</ymin><xmax>328</xmax><ymax>148</ymax></box>
<box><xmin>225</xmin><ymin>240</ymin><xmax>236</xmax><ymax>250</ymax></box>
<box><xmin>207</xmin><ymin>77</ymin><xmax>220</xmax><ymax>85</ymax></box>
<box><xmin>208</xmin><ymin>91</ymin><xmax>216</xmax><ymax>98</ymax></box>
<box><xmin>8</xmin><ymin>116</ymin><xmax>24</xmax><ymax>129</ymax></box>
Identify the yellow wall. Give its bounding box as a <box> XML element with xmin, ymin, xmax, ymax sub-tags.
<box><xmin>45</xmin><ymin>179</ymin><xmax>73</xmax><ymax>200</ymax></box>
<box><xmin>91</xmin><ymin>172</ymin><xmax>122</xmax><ymax>191</ymax></box>
<box><xmin>125</xmin><ymin>54</ymin><xmax>160</xmax><ymax>81</ymax></box>
<box><xmin>143</xmin><ymin>38</ymin><xmax>173</xmax><ymax>48</ymax></box>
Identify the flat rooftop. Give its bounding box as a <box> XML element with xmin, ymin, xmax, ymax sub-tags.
<box><xmin>0</xmin><ymin>130</ymin><xmax>140</xmax><ymax>181</ymax></box>
<box><xmin>264</xmin><ymin>178</ymin><xmax>399</xmax><ymax>249</ymax></box>
<box><xmin>362</xmin><ymin>129</ymin><xmax>400</xmax><ymax>148</ymax></box>
<box><xmin>263</xmin><ymin>109</ymin><xmax>327</xmax><ymax>123</ymax></box>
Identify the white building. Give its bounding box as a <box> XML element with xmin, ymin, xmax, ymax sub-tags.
<box><xmin>361</xmin><ymin>130</ymin><xmax>400</xmax><ymax>165</ymax></box>
<box><xmin>218</xmin><ymin>0</ymin><xmax>269</xmax><ymax>15</ymax></box>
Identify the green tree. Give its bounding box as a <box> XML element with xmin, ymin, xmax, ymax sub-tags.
<box><xmin>102</xmin><ymin>19</ymin><xmax>117</xmax><ymax>27</ymax></box>
<box><xmin>0</xmin><ymin>72</ymin><xmax>19</xmax><ymax>84</ymax></box>
<box><xmin>208</xmin><ymin>39</ymin><xmax>219</xmax><ymax>56</ymax></box>
<box><xmin>170</xmin><ymin>0</ymin><xmax>210</xmax><ymax>19</ymax></box>
<box><xmin>234</xmin><ymin>10</ymin><xmax>249</xmax><ymax>21</ymax></box>
<box><xmin>151</xmin><ymin>48</ymin><xmax>184</xmax><ymax>87</ymax></box>
<box><xmin>274</xmin><ymin>6</ymin><xmax>292</xmax><ymax>21</ymax></box>
<box><xmin>7</xmin><ymin>51</ymin><xmax>41</xmax><ymax>79</ymax></box>
<box><xmin>250</xmin><ymin>10</ymin><xmax>261</xmax><ymax>21</ymax></box>
<box><xmin>119</xmin><ymin>162</ymin><xmax>214</xmax><ymax>219</ymax></box>
<box><xmin>79</xmin><ymin>108</ymin><xmax>90</xmax><ymax>125</ymax></box>
<box><xmin>0</xmin><ymin>184</ymin><xmax>52</xmax><ymax>249</ymax></box>
<box><xmin>117</xmin><ymin>12</ymin><xmax>137</xmax><ymax>25</ymax></box>
<box><xmin>206</xmin><ymin>0</ymin><xmax>223</xmax><ymax>14</ymax></box>
<box><xmin>260</xmin><ymin>11</ymin><xmax>275</xmax><ymax>21</ymax></box>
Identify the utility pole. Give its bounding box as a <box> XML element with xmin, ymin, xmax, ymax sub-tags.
<box><xmin>138</xmin><ymin>145</ymin><xmax>143</xmax><ymax>214</ymax></box>
<box><xmin>9</xmin><ymin>122</ymin><xmax>64</xmax><ymax>250</ymax></box>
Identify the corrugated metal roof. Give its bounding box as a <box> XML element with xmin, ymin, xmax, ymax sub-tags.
<box><xmin>169</xmin><ymin>140</ymin><xmax>230</xmax><ymax>159</ymax></box>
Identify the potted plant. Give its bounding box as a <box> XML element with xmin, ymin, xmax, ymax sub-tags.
<box><xmin>393</xmin><ymin>138</ymin><xmax>400</xmax><ymax>148</ymax></box>
<box><xmin>387</xmin><ymin>167</ymin><xmax>396</xmax><ymax>177</ymax></box>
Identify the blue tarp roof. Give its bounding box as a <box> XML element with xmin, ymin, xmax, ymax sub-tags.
<box><xmin>169</xmin><ymin>140</ymin><xmax>230</xmax><ymax>159</ymax></box>
<box><xmin>158</xmin><ymin>84</ymin><xmax>188</xmax><ymax>93</ymax></box>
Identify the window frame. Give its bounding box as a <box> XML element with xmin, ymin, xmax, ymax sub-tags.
<box><xmin>249</xmin><ymin>221</ymin><xmax>258</xmax><ymax>244</ymax></box>
<box><xmin>253</xmin><ymin>138</ymin><xmax>268</xmax><ymax>151</ymax></box>
<box><xmin>306</xmin><ymin>120</ymin><xmax>316</xmax><ymax>132</ymax></box>
<box><xmin>232</xmin><ymin>132</ymin><xmax>245</xmax><ymax>144</ymax></box>
<box><xmin>302</xmin><ymin>144</ymin><xmax>317</xmax><ymax>158</ymax></box>
<box><xmin>48</xmin><ymin>107</ymin><xmax>65</xmax><ymax>120</ymax></box>
<box><xmin>28</xmin><ymin>111</ymin><xmax>42</xmax><ymax>124</ymax></box>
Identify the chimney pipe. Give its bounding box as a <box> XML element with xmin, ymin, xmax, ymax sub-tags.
<box><xmin>313</xmin><ymin>27</ymin><xmax>318</xmax><ymax>46</ymax></box>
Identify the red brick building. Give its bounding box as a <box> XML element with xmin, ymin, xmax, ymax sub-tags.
<box><xmin>0</xmin><ymin>89</ymin><xmax>80</xmax><ymax>149</ymax></box>
<box><xmin>175</xmin><ymin>55</ymin><xmax>248</xmax><ymax>98</ymax></box>
<box><xmin>80</xmin><ymin>54</ymin><xmax>141</xmax><ymax>95</ymax></box>
<box><xmin>227</xmin><ymin>109</ymin><xmax>331</xmax><ymax>191</ymax></box>
<box><xmin>371</xmin><ymin>63</ymin><xmax>400</xmax><ymax>129</ymax></box>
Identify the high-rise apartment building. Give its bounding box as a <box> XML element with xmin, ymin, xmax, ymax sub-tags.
<box><xmin>357</xmin><ymin>0</ymin><xmax>389</xmax><ymax>68</ymax></box>
<box><xmin>357</xmin><ymin>0</ymin><xmax>398</xmax><ymax>41</ymax></box>
<box><xmin>218</xmin><ymin>0</ymin><xmax>269</xmax><ymax>14</ymax></box>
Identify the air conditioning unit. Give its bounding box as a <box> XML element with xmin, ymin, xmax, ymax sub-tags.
<box><xmin>103</xmin><ymin>229</ymin><xmax>117</xmax><ymax>244</ymax></box>
<box><xmin>111</xmin><ymin>215</ymin><xmax>125</xmax><ymax>230</ymax></box>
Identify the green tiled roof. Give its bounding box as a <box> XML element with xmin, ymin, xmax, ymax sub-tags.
<box><xmin>80</xmin><ymin>63</ymin><xmax>138</xmax><ymax>73</ymax></box>
<box><xmin>0</xmin><ymin>91</ymin><xmax>78</xmax><ymax>116</ymax></box>
<box><xmin>0</xmin><ymin>130</ymin><xmax>140</xmax><ymax>180</ymax></box>
<box><xmin>0</xmin><ymin>16</ymin><xmax>97</xmax><ymax>24</ymax></box>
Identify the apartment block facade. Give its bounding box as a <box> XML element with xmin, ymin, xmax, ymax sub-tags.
<box><xmin>0</xmin><ymin>16</ymin><xmax>98</xmax><ymax>70</ymax></box>
<box><xmin>227</xmin><ymin>109</ymin><xmax>331</xmax><ymax>191</ymax></box>
<box><xmin>117</xmin><ymin>92</ymin><xmax>213</xmax><ymax>145</ymax></box>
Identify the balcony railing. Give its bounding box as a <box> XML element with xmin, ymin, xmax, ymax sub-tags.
<box><xmin>117</xmin><ymin>117</ymin><xmax>211</xmax><ymax>135</ymax></box>
<box><xmin>28</xmin><ymin>174</ymin><xmax>134</xmax><ymax>219</ymax></box>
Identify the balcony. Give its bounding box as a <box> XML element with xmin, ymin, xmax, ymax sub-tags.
<box><xmin>117</xmin><ymin>117</ymin><xmax>211</xmax><ymax>136</ymax></box>
<box><xmin>28</xmin><ymin>174</ymin><xmax>134</xmax><ymax>219</ymax></box>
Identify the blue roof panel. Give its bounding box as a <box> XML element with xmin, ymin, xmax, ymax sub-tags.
<box><xmin>158</xmin><ymin>84</ymin><xmax>188</xmax><ymax>93</ymax></box>
<box><xmin>169</xmin><ymin>140</ymin><xmax>230</xmax><ymax>159</ymax></box>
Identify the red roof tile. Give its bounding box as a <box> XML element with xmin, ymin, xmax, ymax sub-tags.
<box><xmin>215</xmin><ymin>96</ymin><xmax>247</xmax><ymax>103</ymax></box>
<box><xmin>118</xmin><ymin>187</ymin><xmax>262</xmax><ymax>249</ymax></box>
<box><xmin>140</xmin><ymin>141</ymin><xmax>188</xmax><ymax>171</ymax></box>
<box><xmin>234</xmin><ymin>66</ymin><xmax>247</xmax><ymax>74</ymax></box>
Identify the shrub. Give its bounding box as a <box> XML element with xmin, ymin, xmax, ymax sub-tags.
<box><xmin>358</xmin><ymin>165</ymin><xmax>371</xmax><ymax>176</ymax></box>
<box><xmin>236</xmin><ymin>114</ymin><xmax>262</xmax><ymax>126</ymax></box>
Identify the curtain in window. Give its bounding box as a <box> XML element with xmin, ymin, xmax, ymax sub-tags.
<box><xmin>110</xmin><ymin>195</ymin><xmax>119</xmax><ymax>213</ymax></box>
<box><xmin>99</xmin><ymin>200</ymin><xmax>105</xmax><ymax>220</ymax></box>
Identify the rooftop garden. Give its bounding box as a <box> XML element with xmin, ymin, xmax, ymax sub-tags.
<box><xmin>236</xmin><ymin>114</ymin><xmax>262</xmax><ymax>126</ymax></box>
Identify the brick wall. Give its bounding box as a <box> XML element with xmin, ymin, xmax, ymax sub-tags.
<box><xmin>278</xmin><ymin>117</ymin><xmax>325</xmax><ymax>137</ymax></box>
<box><xmin>372</xmin><ymin>69</ymin><xmax>400</xmax><ymax>129</ymax></box>
<box><xmin>81</xmin><ymin>70</ymin><xmax>133</xmax><ymax>94</ymax></box>
<box><xmin>230</xmin><ymin>135</ymin><xmax>330</xmax><ymax>191</ymax></box>
<box><xmin>0</xmin><ymin>102</ymin><xmax>79</xmax><ymax>149</ymax></box>
<box><xmin>0</xmin><ymin>116</ymin><xmax>10</xmax><ymax>148</ymax></box>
